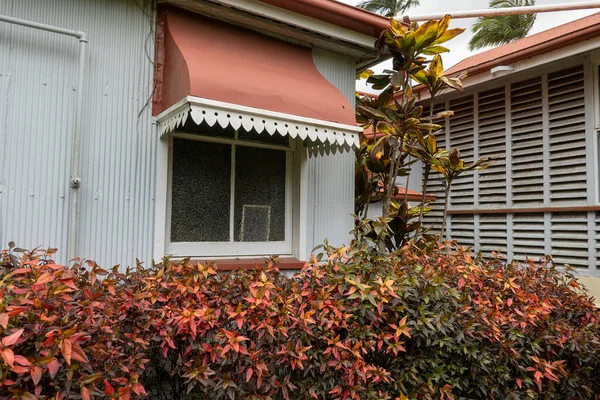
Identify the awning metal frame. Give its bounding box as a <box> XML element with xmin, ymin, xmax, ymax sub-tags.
<box><xmin>156</xmin><ymin>96</ymin><xmax>362</xmax><ymax>150</ymax></box>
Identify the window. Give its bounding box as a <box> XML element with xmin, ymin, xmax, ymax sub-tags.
<box><xmin>166</xmin><ymin>123</ymin><xmax>294</xmax><ymax>257</ymax></box>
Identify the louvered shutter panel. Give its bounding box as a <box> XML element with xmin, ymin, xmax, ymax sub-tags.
<box><xmin>513</xmin><ymin>213</ymin><xmax>545</xmax><ymax>261</ymax></box>
<box><xmin>479</xmin><ymin>214</ymin><xmax>507</xmax><ymax>254</ymax></box>
<box><xmin>551</xmin><ymin>212</ymin><xmax>589</xmax><ymax>270</ymax></box>
<box><xmin>478</xmin><ymin>87</ymin><xmax>507</xmax><ymax>206</ymax></box>
<box><xmin>595</xmin><ymin>212</ymin><xmax>600</xmax><ymax>271</ymax></box>
<box><xmin>510</xmin><ymin>78</ymin><xmax>544</xmax><ymax>205</ymax></box>
<box><xmin>448</xmin><ymin>96</ymin><xmax>475</xmax><ymax>209</ymax></box>
<box><xmin>547</xmin><ymin>66</ymin><xmax>587</xmax><ymax>204</ymax></box>
<box><xmin>451</xmin><ymin>215</ymin><xmax>475</xmax><ymax>248</ymax></box>
<box><xmin>422</xmin><ymin>103</ymin><xmax>447</xmax><ymax>232</ymax></box>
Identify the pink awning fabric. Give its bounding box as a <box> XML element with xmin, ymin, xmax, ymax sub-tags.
<box><xmin>154</xmin><ymin>6</ymin><xmax>356</xmax><ymax>127</ymax></box>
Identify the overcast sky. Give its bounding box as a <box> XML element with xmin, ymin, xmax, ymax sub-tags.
<box><xmin>338</xmin><ymin>0</ymin><xmax>599</xmax><ymax>92</ymax></box>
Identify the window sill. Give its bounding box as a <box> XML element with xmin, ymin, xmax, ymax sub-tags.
<box><xmin>189</xmin><ymin>257</ymin><xmax>306</xmax><ymax>271</ymax></box>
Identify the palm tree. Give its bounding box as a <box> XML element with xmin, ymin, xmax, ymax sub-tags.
<box><xmin>469</xmin><ymin>0</ymin><xmax>536</xmax><ymax>51</ymax></box>
<box><xmin>356</xmin><ymin>0</ymin><xmax>420</xmax><ymax>18</ymax></box>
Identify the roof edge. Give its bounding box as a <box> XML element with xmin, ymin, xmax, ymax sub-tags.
<box><xmin>256</xmin><ymin>0</ymin><xmax>390</xmax><ymax>38</ymax></box>
<box><xmin>447</xmin><ymin>13</ymin><xmax>600</xmax><ymax>79</ymax></box>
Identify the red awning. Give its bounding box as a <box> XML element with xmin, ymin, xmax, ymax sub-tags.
<box><xmin>154</xmin><ymin>6</ymin><xmax>357</xmax><ymax>127</ymax></box>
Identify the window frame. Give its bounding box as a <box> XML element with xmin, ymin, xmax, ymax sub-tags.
<box><xmin>164</xmin><ymin>130</ymin><xmax>295</xmax><ymax>258</ymax></box>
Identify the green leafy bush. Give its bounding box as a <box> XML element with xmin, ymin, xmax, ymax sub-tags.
<box><xmin>1</xmin><ymin>242</ymin><xmax>599</xmax><ymax>399</ymax></box>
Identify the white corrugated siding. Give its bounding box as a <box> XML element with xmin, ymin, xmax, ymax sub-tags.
<box><xmin>307</xmin><ymin>48</ymin><xmax>356</xmax><ymax>254</ymax></box>
<box><xmin>0</xmin><ymin>0</ymin><xmax>156</xmax><ymax>267</ymax></box>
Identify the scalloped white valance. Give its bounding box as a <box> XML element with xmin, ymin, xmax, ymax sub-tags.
<box><xmin>156</xmin><ymin>96</ymin><xmax>362</xmax><ymax>150</ymax></box>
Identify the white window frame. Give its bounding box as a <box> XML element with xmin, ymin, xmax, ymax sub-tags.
<box><xmin>163</xmin><ymin>130</ymin><xmax>295</xmax><ymax>258</ymax></box>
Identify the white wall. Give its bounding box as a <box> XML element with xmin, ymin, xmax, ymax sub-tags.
<box><xmin>0</xmin><ymin>0</ymin><xmax>156</xmax><ymax>267</ymax></box>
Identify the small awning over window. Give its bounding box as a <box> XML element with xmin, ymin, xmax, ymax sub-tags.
<box><xmin>154</xmin><ymin>7</ymin><xmax>361</xmax><ymax>149</ymax></box>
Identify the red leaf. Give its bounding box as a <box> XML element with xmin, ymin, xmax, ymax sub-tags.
<box><xmin>13</xmin><ymin>355</ymin><xmax>30</xmax><ymax>366</ymax></box>
<box><xmin>71</xmin><ymin>344</ymin><xmax>89</xmax><ymax>364</ymax></box>
<box><xmin>0</xmin><ymin>313</ymin><xmax>8</xmax><ymax>329</ymax></box>
<box><xmin>104</xmin><ymin>379</ymin><xmax>115</xmax><ymax>396</ymax></box>
<box><xmin>1</xmin><ymin>348</ymin><xmax>15</xmax><ymax>367</ymax></box>
<box><xmin>2</xmin><ymin>329</ymin><xmax>23</xmax><ymax>346</ymax></box>
<box><xmin>47</xmin><ymin>358</ymin><xmax>59</xmax><ymax>378</ymax></box>
<box><xmin>246</xmin><ymin>368</ymin><xmax>253</xmax><ymax>382</ymax></box>
<box><xmin>6</xmin><ymin>307</ymin><xmax>27</xmax><ymax>317</ymax></box>
<box><xmin>60</xmin><ymin>339</ymin><xmax>72</xmax><ymax>365</ymax></box>
<box><xmin>31</xmin><ymin>365</ymin><xmax>42</xmax><ymax>386</ymax></box>
<box><xmin>10</xmin><ymin>365</ymin><xmax>29</xmax><ymax>374</ymax></box>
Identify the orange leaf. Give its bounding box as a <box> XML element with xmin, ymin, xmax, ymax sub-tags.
<box><xmin>61</xmin><ymin>339</ymin><xmax>72</xmax><ymax>365</ymax></box>
<box><xmin>2</xmin><ymin>329</ymin><xmax>23</xmax><ymax>346</ymax></box>
<box><xmin>35</xmin><ymin>272</ymin><xmax>56</xmax><ymax>286</ymax></box>
<box><xmin>0</xmin><ymin>313</ymin><xmax>8</xmax><ymax>329</ymax></box>
<box><xmin>81</xmin><ymin>386</ymin><xmax>91</xmax><ymax>400</ymax></box>
<box><xmin>1</xmin><ymin>348</ymin><xmax>15</xmax><ymax>367</ymax></box>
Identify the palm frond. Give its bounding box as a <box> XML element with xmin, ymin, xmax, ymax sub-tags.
<box><xmin>468</xmin><ymin>0</ymin><xmax>536</xmax><ymax>51</ymax></box>
<box><xmin>357</xmin><ymin>0</ymin><xmax>420</xmax><ymax>17</ymax></box>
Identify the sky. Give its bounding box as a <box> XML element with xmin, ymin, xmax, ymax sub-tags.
<box><xmin>338</xmin><ymin>0</ymin><xmax>599</xmax><ymax>92</ymax></box>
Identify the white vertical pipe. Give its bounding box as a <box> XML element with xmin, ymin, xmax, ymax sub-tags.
<box><xmin>0</xmin><ymin>14</ymin><xmax>87</xmax><ymax>262</ymax></box>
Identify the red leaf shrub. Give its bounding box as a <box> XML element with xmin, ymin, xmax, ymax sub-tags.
<box><xmin>1</xmin><ymin>242</ymin><xmax>599</xmax><ymax>399</ymax></box>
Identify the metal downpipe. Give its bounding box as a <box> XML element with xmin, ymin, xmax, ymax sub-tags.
<box><xmin>0</xmin><ymin>14</ymin><xmax>87</xmax><ymax>262</ymax></box>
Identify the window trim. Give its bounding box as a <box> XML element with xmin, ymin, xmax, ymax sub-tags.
<box><xmin>164</xmin><ymin>131</ymin><xmax>295</xmax><ymax>258</ymax></box>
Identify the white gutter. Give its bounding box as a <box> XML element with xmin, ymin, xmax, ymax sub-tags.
<box><xmin>0</xmin><ymin>14</ymin><xmax>88</xmax><ymax>262</ymax></box>
<box><xmin>401</xmin><ymin>1</ymin><xmax>600</xmax><ymax>21</ymax></box>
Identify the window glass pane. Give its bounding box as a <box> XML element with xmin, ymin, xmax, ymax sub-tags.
<box><xmin>171</xmin><ymin>138</ymin><xmax>231</xmax><ymax>242</ymax></box>
<box><xmin>238</xmin><ymin>128</ymin><xmax>289</xmax><ymax>146</ymax></box>
<box><xmin>234</xmin><ymin>147</ymin><xmax>286</xmax><ymax>242</ymax></box>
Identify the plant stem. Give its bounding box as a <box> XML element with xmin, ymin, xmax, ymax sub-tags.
<box><xmin>440</xmin><ymin>181</ymin><xmax>450</xmax><ymax>243</ymax></box>
<box><xmin>416</xmin><ymin>164</ymin><xmax>430</xmax><ymax>237</ymax></box>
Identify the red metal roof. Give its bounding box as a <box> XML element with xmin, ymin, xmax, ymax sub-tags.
<box><xmin>257</xmin><ymin>0</ymin><xmax>390</xmax><ymax>38</ymax></box>
<box><xmin>153</xmin><ymin>5</ymin><xmax>356</xmax><ymax>125</ymax></box>
<box><xmin>447</xmin><ymin>12</ymin><xmax>600</xmax><ymax>78</ymax></box>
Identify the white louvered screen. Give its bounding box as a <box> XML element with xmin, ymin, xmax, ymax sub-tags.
<box><xmin>479</xmin><ymin>214</ymin><xmax>507</xmax><ymax>254</ymax></box>
<box><xmin>448</xmin><ymin>96</ymin><xmax>475</xmax><ymax>209</ymax></box>
<box><xmin>450</xmin><ymin>215</ymin><xmax>475</xmax><ymax>248</ymax></box>
<box><xmin>510</xmin><ymin>78</ymin><xmax>544</xmax><ymax>205</ymax></box>
<box><xmin>595</xmin><ymin>212</ymin><xmax>600</xmax><ymax>270</ymax></box>
<box><xmin>512</xmin><ymin>213</ymin><xmax>546</xmax><ymax>262</ymax></box>
<box><xmin>547</xmin><ymin>66</ymin><xmax>588</xmax><ymax>204</ymax></box>
<box><xmin>551</xmin><ymin>212</ymin><xmax>589</xmax><ymax>270</ymax></box>
<box><xmin>422</xmin><ymin>102</ymin><xmax>447</xmax><ymax>232</ymax></box>
<box><xmin>478</xmin><ymin>87</ymin><xmax>507</xmax><ymax>206</ymax></box>
<box><xmin>415</xmin><ymin>63</ymin><xmax>596</xmax><ymax>276</ymax></box>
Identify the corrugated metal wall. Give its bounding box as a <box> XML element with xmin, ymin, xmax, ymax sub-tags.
<box><xmin>0</xmin><ymin>0</ymin><xmax>156</xmax><ymax>267</ymax></box>
<box><xmin>308</xmin><ymin>48</ymin><xmax>356</xmax><ymax>253</ymax></box>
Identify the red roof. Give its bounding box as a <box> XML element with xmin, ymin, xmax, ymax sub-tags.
<box><xmin>447</xmin><ymin>12</ymin><xmax>600</xmax><ymax>78</ymax></box>
<box><xmin>257</xmin><ymin>0</ymin><xmax>390</xmax><ymax>38</ymax></box>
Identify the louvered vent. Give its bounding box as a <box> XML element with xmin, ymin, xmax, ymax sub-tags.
<box><xmin>422</xmin><ymin>102</ymin><xmax>447</xmax><ymax>232</ymax></box>
<box><xmin>551</xmin><ymin>212</ymin><xmax>589</xmax><ymax>270</ymax></box>
<box><xmin>478</xmin><ymin>87</ymin><xmax>506</xmax><ymax>206</ymax></box>
<box><xmin>513</xmin><ymin>213</ymin><xmax>545</xmax><ymax>262</ymax></box>
<box><xmin>450</xmin><ymin>215</ymin><xmax>475</xmax><ymax>248</ymax></box>
<box><xmin>510</xmin><ymin>78</ymin><xmax>544</xmax><ymax>205</ymax></box>
<box><xmin>547</xmin><ymin>66</ymin><xmax>587</xmax><ymax>204</ymax></box>
<box><xmin>595</xmin><ymin>212</ymin><xmax>600</xmax><ymax>269</ymax></box>
<box><xmin>448</xmin><ymin>96</ymin><xmax>475</xmax><ymax>209</ymax></box>
<box><xmin>479</xmin><ymin>214</ymin><xmax>507</xmax><ymax>254</ymax></box>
